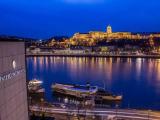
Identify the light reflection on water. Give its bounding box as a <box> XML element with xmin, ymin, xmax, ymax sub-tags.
<box><xmin>27</xmin><ymin>57</ymin><xmax>160</xmax><ymax>110</ymax></box>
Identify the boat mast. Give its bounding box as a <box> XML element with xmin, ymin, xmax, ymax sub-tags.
<box><xmin>103</xmin><ymin>79</ymin><xmax>106</xmax><ymax>90</ymax></box>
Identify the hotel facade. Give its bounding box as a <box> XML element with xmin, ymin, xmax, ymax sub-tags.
<box><xmin>0</xmin><ymin>40</ymin><xmax>28</xmax><ymax>120</ymax></box>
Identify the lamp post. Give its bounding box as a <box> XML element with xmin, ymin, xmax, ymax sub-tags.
<box><xmin>40</xmin><ymin>98</ymin><xmax>44</xmax><ymax>113</ymax></box>
<box><xmin>29</xmin><ymin>96</ymin><xmax>32</xmax><ymax>105</ymax></box>
<box><xmin>115</xmin><ymin>104</ymin><xmax>119</xmax><ymax>119</ymax></box>
<box><xmin>148</xmin><ymin>110</ymin><xmax>151</xmax><ymax>120</ymax></box>
<box><xmin>127</xmin><ymin>103</ymin><xmax>130</xmax><ymax>109</ymax></box>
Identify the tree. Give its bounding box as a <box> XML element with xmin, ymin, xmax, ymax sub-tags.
<box><xmin>30</xmin><ymin>113</ymin><xmax>36</xmax><ymax>120</ymax></box>
<box><xmin>40</xmin><ymin>113</ymin><xmax>45</xmax><ymax>120</ymax></box>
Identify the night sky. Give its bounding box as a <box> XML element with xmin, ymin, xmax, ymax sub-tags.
<box><xmin>0</xmin><ymin>0</ymin><xmax>160</xmax><ymax>39</ymax></box>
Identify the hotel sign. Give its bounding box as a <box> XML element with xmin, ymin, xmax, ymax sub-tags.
<box><xmin>0</xmin><ymin>60</ymin><xmax>25</xmax><ymax>82</ymax></box>
<box><xmin>0</xmin><ymin>69</ymin><xmax>25</xmax><ymax>82</ymax></box>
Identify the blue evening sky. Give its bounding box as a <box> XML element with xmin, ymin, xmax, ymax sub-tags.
<box><xmin>0</xmin><ymin>0</ymin><xmax>160</xmax><ymax>39</ymax></box>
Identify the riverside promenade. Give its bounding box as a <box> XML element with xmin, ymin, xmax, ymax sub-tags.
<box><xmin>26</xmin><ymin>53</ymin><xmax>160</xmax><ymax>59</ymax></box>
<box><xmin>30</xmin><ymin>105</ymin><xmax>160</xmax><ymax>120</ymax></box>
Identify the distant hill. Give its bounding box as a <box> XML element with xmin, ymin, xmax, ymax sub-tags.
<box><xmin>48</xmin><ymin>36</ymin><xmax>69</xmax><ymax>41</ymax></box>
<box><xmin>0</xmin><ymin>35</ymin><xmax>39</xmax><ymax>41</ymax></box>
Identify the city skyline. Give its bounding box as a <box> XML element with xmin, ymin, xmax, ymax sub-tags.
<box><xmin>0</xmin><ymin>0</ymin><xmax>160</xmax><ymax>39</ymax></box>
<box><xmin>1</xmin><ymin>1</ymin><xmax>160</xmax><ymax>119</ymax></box>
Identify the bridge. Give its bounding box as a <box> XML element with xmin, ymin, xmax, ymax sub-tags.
<box><xmin>30</xmin><ymin>105</ymin><xmax>160</xmax><ymax>120</ymax></box>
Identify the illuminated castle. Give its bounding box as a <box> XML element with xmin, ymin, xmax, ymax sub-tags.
<box><xmin>69</xmin><ymin>25</ymin><xmax>159</xmax><ymax>46</ymax></box>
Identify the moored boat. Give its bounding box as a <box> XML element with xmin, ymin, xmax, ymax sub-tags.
<box><xmin>28</xmin><ymin>79</ymin><xmax>43</xmax><ymax>91</ymax></box>
<box><xmin>28</xmin><ymin>79</ymin><xmax>43</xmax><ymax>86</ymax></box>
<box><xmin>96</xmin><ymin>88</ymin><xmax>122</xmax><ymax>101</ymax></box>
<box><xmin>52</xmin><ymin>83</ymin><xmax>98</xmax><ymax>98</ymax></box>
<box><xmin>52</xmin><ymin>83</ymin><xmax>122</xmax><ymax>101</ymax></box>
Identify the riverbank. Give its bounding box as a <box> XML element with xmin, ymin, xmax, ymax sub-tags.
<box><xmin>30</xmin><ymin>105</ymin><xmax>160</xmax><ymax>120</ymax></box>
<box><xmin>26</xmin><ymin>53</ymin><xmax>160</xmax><ymax>59</ymax></box>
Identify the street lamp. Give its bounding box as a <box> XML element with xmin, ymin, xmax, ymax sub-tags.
<box><xmin>40</xmin><ymin>98</ymin><xmax>44</xmax><ymax>111</ymax></box>
<box><xmin>148</xmin><ymin>109</ymin><xmax>151</xmax><ymax>120</ymax></box>
<box><xmin>115</xmin><ymin>104</ymin><xmax>119</xmax><ymax>119</ymax></box>
<box><xmin>29</xmin><ymin>96</ymin><xmax>32</xmax><ymax>105</ymax></box>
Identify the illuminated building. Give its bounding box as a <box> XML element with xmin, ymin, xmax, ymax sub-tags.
<box><xmin>70</xmin><ymin>25</ymin><xmax>145</xmax><ymax>46</ymax></box>
<box><xmin>149</xmin><ymin>35</ymin><xmax>155</xmax><ymax>47</ymax></box>
<box><xmin>46</xmin><ymin>25</ymin><xmax>160</xmax><ymax>47</ymax></box>
<box><xmin>48</xmin><ymin>38</ymin><xmax>56</xmax><ymax>46</ymax></box>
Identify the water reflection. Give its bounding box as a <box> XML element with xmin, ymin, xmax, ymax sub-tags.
<box><xmin>27</xmin><ymin>57</ymin><xmax>160</xmax><ymax>110</ymax></box>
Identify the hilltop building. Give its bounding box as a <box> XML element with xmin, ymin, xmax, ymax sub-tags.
<box><xmin>43</xmin><ymin>25</ymin><xmax>160</xmax><ymax>48</ymax></box>
<box><xmin>69</xmin><ymin>25</ymin><xmax>158</xmax><ymax>46</ymax></box>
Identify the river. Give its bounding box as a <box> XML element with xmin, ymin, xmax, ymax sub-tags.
<box><xmin>27</xmin><ymin>57</ymin><xmax>160</xmax><ymax>110</ymax></box>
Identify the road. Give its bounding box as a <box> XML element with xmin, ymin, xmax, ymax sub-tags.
<box><xmin>30</xmin><ymin>105</ymin><xmax>160</xmax><ymax>120</ymax></box>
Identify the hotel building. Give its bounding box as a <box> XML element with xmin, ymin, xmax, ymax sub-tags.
<box><xmin>0</xmin><ymin>40</ymin><xmax>28</xmax><ymax>120</ymax></box>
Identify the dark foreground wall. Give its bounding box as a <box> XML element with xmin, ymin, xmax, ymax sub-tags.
<box><xmin>0</xmin><ymin>41</ymin><xmax>28</xmax><ymax>120</ymax></box>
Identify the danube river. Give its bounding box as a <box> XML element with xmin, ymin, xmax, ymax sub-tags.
<box><xmin>27</xmin><ymin>57</ymin><xmax>160</xmax><ymax>110</ymax></box>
